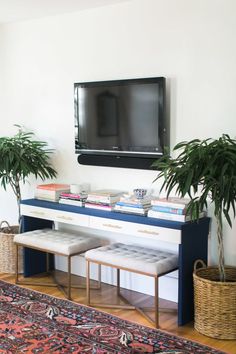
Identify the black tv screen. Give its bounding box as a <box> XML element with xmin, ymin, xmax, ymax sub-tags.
<box><xmin>74</xmin><ymin>77</ymin><xmax>167</xmax><ymax>159</ymax></box>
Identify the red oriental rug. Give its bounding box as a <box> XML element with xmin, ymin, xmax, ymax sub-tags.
<box><xmin>0</xmin><ymin>280</ymin><xmax>225</xmax><ymax>354</ymax></box>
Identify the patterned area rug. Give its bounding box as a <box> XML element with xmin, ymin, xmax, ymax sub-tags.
<box><xmin>0</xmin><ymin>280</ymin><xmax>225</xmax><ymax>353</ymax></box>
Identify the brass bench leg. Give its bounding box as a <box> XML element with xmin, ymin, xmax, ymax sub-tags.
<box><xmin>155</xmin><ymin>276</ymin><xmax>159</xmax><ymax>328</ymax></box>
<box><xmin>46</xmin><ymin>252</ymin><xmax>50</xmax><ymax>274</ymax></box>
<box><xmin>98</xmin><ymin>263</ymin><xmax>101</xmax><ymax>288</ymax></box>
<box><xmin>117</xmin><ymin>268</ymin><xmax>120</xmax><ymax>296</ymax></box>
<box><xmin>68</xmin><ymin>255</ymin><xmax>72</xmax><ymax>300</ymax></box>
<box><xmin>15</xmin><ymin>244</ymin><xmax>19</xmax><ymax>284</ymax></box>
<box><xmin>86</xmin><ymin>260</ymin><xmax>91</xmax><ymax>305</ymax></box>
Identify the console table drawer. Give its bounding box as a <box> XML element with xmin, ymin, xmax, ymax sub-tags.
<box><xmin>129</xmin><ymin>223</ymin><xmax>181</xmax><ymax>244</ymax></box>
<box><xmin>89</xmin><ymin>216</ymin><xmax>181</xmax><ymax>244</ymax></box>
<box><xmin>54</xmin><ymin>210</ymin><xmax>88</xmax><ymax>226</ymax></box>
<box><xmin>21</xmin><ymin>205</ymin><xmax>89</xmax><ymax>227</ymax></box>
<box><xmin>90</xmin><ymin>216</ymin><xmax>127</xmax><ymax>233</ymax></box>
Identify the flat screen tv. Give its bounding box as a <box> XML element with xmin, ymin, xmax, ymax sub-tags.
<box><xmin>74</xmin><ymin>77</ymin><xmax>168</xmax><ymax>169</ymax></box>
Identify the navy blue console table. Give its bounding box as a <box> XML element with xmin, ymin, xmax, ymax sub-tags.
<box><xmin>21</xmin><ymin>198</ymin><xmax>210</xmax><ymax>326</ymax></box>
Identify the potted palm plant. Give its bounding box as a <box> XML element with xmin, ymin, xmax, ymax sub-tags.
<box><xmin>0</xmin><ymin>125</ymin><xmax>57</xmax><ymax>225</ymax></box>
<box><xmin>0</xmin><ymin>126</ymin><xmax>57</xmax><ymax>273</ymax></box>
<box><xmin>152</xmin><ymin>134</ymin><xmax>236</xmax><ymax>339</ymax></box>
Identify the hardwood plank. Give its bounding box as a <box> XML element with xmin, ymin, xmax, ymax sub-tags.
<box><xmin>0</xmin><ymin>272</ymin><xmax>235</xmax><ymax>353</ymax></box>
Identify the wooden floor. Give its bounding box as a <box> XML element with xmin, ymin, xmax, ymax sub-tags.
<box><xmin>0</xmin><ymin>272</ymin><xmax>235</xmax><ymax>353</ymax></box>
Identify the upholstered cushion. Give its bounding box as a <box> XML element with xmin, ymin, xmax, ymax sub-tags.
<box><xmin>85</xmin><ymin>243</ymin><xmax>178</xmax><ymax>276</ymax></box>
<box><xmin>14</xmin><ymin>229</ymin><xmax>101</xmax><ymax>256</ymax></box>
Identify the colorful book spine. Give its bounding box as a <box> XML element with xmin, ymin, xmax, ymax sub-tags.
<box><xmin>87</xmin><ymin>196</ymin><xmax>121</xmax><ymax>203</ymax></box>
<box><xmin>114</xmin><ymin>205</ymin><xmax>148</xmax><ymax>214</ymax></box>
<box><xmin>116</xmin><ymin>202</ymin><xmax>150</xmax><ymax>209</ymax></box>
<box><xmin>148</xmin><ymin>210</ymin><xmax>205</xmax><ymax>222</ymax></box>
<box><xmin>88</xmin><ymin>189</ymin><xmax>124</xmax><ymax>196</ymax></box>
<box><xmin>35</xmin><ymin>194</ymin><xmax>60</xmax><ymax>202</ymax></box>
<box><xmin>35</xmin><ymin>186</ymin><xmax>70</xmax><ymax>200</ymax></box>
<box><xmin>85</xmin><ymin>203</ymin><xmax>113</xmax><ymax>211</ymax></box>
<box><xmin>59</xmin><ymin>199</ymin><xmax>84</xmax><ymax>207</ymax></box>
<box><xmin>37</xmin><ymin>183</ymin><xmax>70</xmax><ymax>191</ymax></box>
<box><xmin>151</xmin><ymin>201</ymin><xmax>188</xmax><ymax>209</ymax></box>
<box><xmin>85</xmin><ymin>201</ymin><xmax>115</xmax><ymax>206</ymax></box>
<box><xmin>151</xmin><ymin>206</ymin><xmax>186</xmax><ymax>214</ymax></box>
<box><xmin>60</xmin><ymin>192</ymin><xmax>87</xmax><ymax>200</ymax></box>
<box><xmin>118</xmin><ymin>199</ymin><xmax>151</xmax><ymax>206</ymax></box>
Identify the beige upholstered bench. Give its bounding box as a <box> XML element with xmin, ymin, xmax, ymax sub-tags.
<box><xmin>14</xmin><ymin>229</ymin><xmax>101</xmax><ymax>300</ymax></box>
<box><xmin>85</xmin><ymin>242</ymin><xmax>178</xmax><ymax>327</ymax></box>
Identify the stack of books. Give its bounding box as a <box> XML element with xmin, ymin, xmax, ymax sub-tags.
<box><xmin>35</xmin><ymin>184</ymin><xmax>70</xmax><ymax>202</ymax></box>
<box><xmin>148</xmin><ymin>197</ymin><xmax>205</xmax><ymax>222</ymax></box>
<box><xmin>59</xmin><ymin>192</ymin><xmax>88</xmax><ymax>207</ymax></box>
<box><xmin>114</xmin><ymin>194</ymin><xmax>151</xmax><ymax>215</ymax></box>
<box><xmin>85</xmin><ymin>189</ymin><xmax>124</xmax><ymax>211</ymax></box>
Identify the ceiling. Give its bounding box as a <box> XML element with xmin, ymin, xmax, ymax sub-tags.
<box><xmin>0</xmin><ymin>0</ymin><xmax>129</xmax><ymax>24</ymax></box>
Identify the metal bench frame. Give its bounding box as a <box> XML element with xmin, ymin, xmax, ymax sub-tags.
<box><xmin>15</xmin><ymin>242</ymin><xmax>101</xmax><ymax>300</ymax></box>
<box><xmin>86</xmin><ymin>257</ymin><xmax>178</xmax><ymax>328</ymax></box>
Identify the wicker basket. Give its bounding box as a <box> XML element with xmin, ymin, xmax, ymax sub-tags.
<box><xmin>193</xmin><ymin>259</ymin><xmax>236</xmax><ymax>339</ymax></box>
<box><xmin>0</xmin><ymin>221</ymin><xmax>22</xmax><ymax>273</ymax></box>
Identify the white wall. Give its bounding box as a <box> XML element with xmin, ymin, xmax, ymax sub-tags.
<box><xmin>0</xmin><ymin>0</ymin><xmax>236</xmax><ymax>289</ymax></box>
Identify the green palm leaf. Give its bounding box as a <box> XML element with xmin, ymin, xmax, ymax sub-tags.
<box><xmin>152</xmin><ymin>134</ymin><xmax>236</xmax><ymax>282</ymax></box>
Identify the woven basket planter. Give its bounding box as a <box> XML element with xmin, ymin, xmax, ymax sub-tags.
<box><xmin>193</xmin><ymin>259</ymin><xmax>236</xmax><ymax>339</ymax></box>
<box><xmin>0</xmin><ymin>221</ymin><xmax>23</xmax><ymax>273</ymax></box>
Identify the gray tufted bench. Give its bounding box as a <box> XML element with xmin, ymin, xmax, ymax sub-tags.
<box><xmin>14</xmin><ymin>229</ymin><xmax>101</xmax><ymax>300</ymax></box>
<box><xmin>85</xmin><ymin>242</ymin><xmax>178</xmax><ymax>327</ymax></box>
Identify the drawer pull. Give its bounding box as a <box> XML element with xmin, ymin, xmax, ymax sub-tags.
<box><xmin>57</xmin><ymin>215</ymin><xmax>73</xmax><ymax>221</ymax></box>
<box><xmin>138</xmin><ymin>229</ymin><xmax>159</xmax><ymax>236</ymax></box>
<box><xmin>30</xmin><ymin>211</ymin><xmax>45</xmax><ymax>216</ymax></box>
<box><xmin>102</xmin><ymin>223</ymin><xmax>122</xmax><ymax>229</ymax></box>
